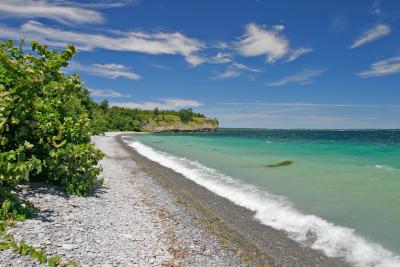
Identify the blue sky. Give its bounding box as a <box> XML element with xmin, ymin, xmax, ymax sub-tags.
<box><xmin>1</xmin><ymin>0</ymin><xmax>399</xmax><ymax>128</ymax></box>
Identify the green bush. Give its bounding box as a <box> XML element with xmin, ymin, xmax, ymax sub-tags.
<box><xmin>0</xmin><ymin>39</ymin><xmax>104</xmax><ymax>213</ymax></box>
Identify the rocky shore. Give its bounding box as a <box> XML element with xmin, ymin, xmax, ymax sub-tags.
<box><xmin>1</xmin><ymin>133</ymin><xmax>243</xmax><ymax>266</ymax></box>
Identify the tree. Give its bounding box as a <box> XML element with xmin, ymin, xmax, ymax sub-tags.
<box><xmin>99</xmin><ymin>99</ymin><xmax>109</xmax><ymax>111</ymax></box>
<box><xmin>178</xmin><ymin>108</ymin><xmax>192</xmax><ymax>123</ymax></box>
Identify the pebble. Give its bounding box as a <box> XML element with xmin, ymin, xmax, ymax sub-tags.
<box><xmin>0</xmin><ymin>134</ymin><xmax>245</xmax><ymax>266</ymax></box>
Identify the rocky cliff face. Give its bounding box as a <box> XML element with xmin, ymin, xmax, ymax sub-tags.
<box><xmin>142</xmin><ymin>117</ymin><xmax>218</xmax><ymax>133</ymax></box>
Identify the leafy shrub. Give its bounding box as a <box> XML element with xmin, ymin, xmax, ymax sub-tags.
<box><xmin>0</xmin><ymin>39</ymin><xmax>104</xmax><ymax>212</ymax></box>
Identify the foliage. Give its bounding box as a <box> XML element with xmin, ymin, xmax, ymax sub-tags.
<box><xmin>178</xmin><ymin>108</ymin><xmax>193</xmax><ymax>123</ymax></box>
<box><xmin>0</xmin><ymin>191</ymin><xmax>36</xmax><ymax>223</ymax></box>
<box><xmin>0</xmin><ymin>39</ymin><xmax>104</xmax><ymax>209</ymax></box>
<box><xmin>0</xmin><ymin>234</ymin><xmax>78</xmax><ymax>266</ymax></box>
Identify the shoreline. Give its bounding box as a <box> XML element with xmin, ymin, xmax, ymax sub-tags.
<box><xmin>118</xmin><ymin>133</ymin><xmax>348</xmax><ymax>267</ymax></box>
<box><xmin>1</xmin><ymin>132</ymin><xmax>347</xmax><ymax>266</ymax></box>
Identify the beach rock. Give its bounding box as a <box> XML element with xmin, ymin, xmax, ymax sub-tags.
<box><xmin>263</xmin><ymin>160</ymin><xmax>294</xmax><ymax>167</ymax></box>
<box><xmin>62</xmin><ymin>244</ymin><xmax>75</xmax><ymax>250</ymax></box>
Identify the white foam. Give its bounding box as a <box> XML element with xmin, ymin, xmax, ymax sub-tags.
<box><xmin>374</xmin><ymin>165</ymin><xmax>395</xmax><ymax>171</ymax></box>
<box><xmin>129</xmin><ymin>141</ymin><xmax>400</xmax><ymax>267</ymax></box>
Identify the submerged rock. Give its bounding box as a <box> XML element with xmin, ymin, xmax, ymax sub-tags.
<box><xmin>263</xmin><ymin>160</ymin><xmax>294</xmax><ymax>168</ymax></box>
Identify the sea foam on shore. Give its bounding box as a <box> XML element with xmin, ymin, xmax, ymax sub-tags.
<box><xmin>129</xmin><ymin>140</ymin><xmax>400</xmax><ymax>267</ymax></box>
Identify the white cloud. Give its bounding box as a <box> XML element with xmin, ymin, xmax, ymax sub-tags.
<box><xmin>214</xmin><ymin>62</ymin><xmax>262</xmax><ymax>80</ymax></box>
<box><xmin>350</xmin><ymin>24</ymin><xmax>391</xmax><ymax>49</ymax></box>
<box><xmin>68</xmin><ymin>62</ymin><xmax>141</xmax><ymax>80</ymax></box>
<box><xmin>214</xmin><ymin>42</ymin><xmax>229</xmax><ymax>49</ymax></box>
<box><xmin>110</xmin><ymin>99</ymin><xmax>203</xmax><ymax>110</ymax></box>
<box><xmin>285</xmin><ymin>47</ymin><xmax>313</xmax><ymax>62</ymax></box>
<box><xmin>0</xmin><ymin>0</ymin><xmax>104</xmax><ymax>24</ymax></box>
<box><xmin>214</xmin><ymin>69</ymin><xmax>241</xmax><ymax>79</ymax></box>
<box><xmin>236</xmin><ymin>23</ymin><xmax>311</xmax><ymax>63</ymax></box>
<box><xmin>90</xmin><ymin>89</ymin><xmax>131</xmax><ymax>97</ymax></box>
<box><xmin>236</xmin><ymin>23</ymin><xmax>289</xmax><ymax>63</ymax></box>
<box><xmin>185</xmin><ymin>54</ymin><xmax>205</xmax><ymax>66</ymax></box>
<box><xmin>211</xmin><ymin>52</ymin><xmax>232</xmax><ymax>64</ymax></box>
<box><xmin>267</xmin><ymin>69</ymin><xmax>324</xmax><ymax>86</ymax></box>
<box><xmin>358</xmin><ymin>56</ymin><xmax>400</xmax><ymax>78</ymax></box>
<box><xmin>272</xmin><ymin>24</ymin><xmax>285</xmax><ymax>32</ymax></box>
<box><xmin>0</xmin><ymin>20</ymin><xmax>205</xmax><ymax>66</ymax></box>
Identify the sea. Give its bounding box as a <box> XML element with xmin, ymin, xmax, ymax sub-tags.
<box><xmin>127</xmin><ymin>129</ymin><xmax>400</xmax><ymax>267</ymax></box>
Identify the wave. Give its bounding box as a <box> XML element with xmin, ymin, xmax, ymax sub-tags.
<box><xmin>373</xmin><ymin>165</ymin><xmax>396</xmax><ymax>171</ymax></box>
<box><xmin>128</xmin><ymin>141</ymin><xmax>400</xmax><ymax>267</ymax></box>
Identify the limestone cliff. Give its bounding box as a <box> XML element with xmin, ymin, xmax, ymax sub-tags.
<box><xmin>142</xmin><ymin>116</ymin><xmax>218</xmax><ymax>132</ymax></box>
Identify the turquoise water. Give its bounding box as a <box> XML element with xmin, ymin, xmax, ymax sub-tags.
<box><xmin>129</xmin><ymin>129</ymin><xmax>400</xmax><ymax>266</ymax></box>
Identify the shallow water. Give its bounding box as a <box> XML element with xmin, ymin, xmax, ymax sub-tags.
<box><xmin>129</xmin><ymin>129</ymin><xmax>400</xmax><ymax>266</ymax></box>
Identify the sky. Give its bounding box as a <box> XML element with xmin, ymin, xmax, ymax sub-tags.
<box><xmin>1</xmin><ymin>0</ymin><xmax>399</xmax><ymax>129</ymax></box>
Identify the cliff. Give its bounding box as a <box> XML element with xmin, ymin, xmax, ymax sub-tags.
<box><xmin>142</xmin><ymin>116</ymin><xmax>218</xmax><ymax>132</ymax></box>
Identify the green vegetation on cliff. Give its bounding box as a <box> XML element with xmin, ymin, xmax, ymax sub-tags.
<box><xmin>91</xmin><ymin>100</ymin><xmax>219</xmax><ymax>134</ymax></box>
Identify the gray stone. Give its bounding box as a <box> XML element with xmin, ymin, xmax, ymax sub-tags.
<box><xmin>0</xmin><ymin>135</ymin><xmax>245</xmax><ymax>267</ymax></box>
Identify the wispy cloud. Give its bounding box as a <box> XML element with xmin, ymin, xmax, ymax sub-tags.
<box><xmin>210</xmin><ymin>52</ymin><xmax>232</xmax><ymax>64</ymax></box>
<box><xmin>267</xmin><ymin>69</ymin><xmax>324</xmax><ymax>86</ymax></box>
<box><xmin>68</xmin><ymin>62</ymin><xmax>141</xmax><ymax>80</ymax></box>
<box><xmin>90</xmin><ymin>89</ymin><xmax>131</xmax><ymax>97</ymax></box>
<box><xmin>214</xmin><ymin>69</ymin><xmax>241</xmax><ymax>79</ymax></box>
<box><xmin>214</xmin><ymin>42</ymin><xmax>229</xmax><ymax>49</ymax></box>
<box><xmin>358</xmin><ymin>56</ymin><xmax>400</xmax><ymax>78</ymax></box>
<box><xmin>147</xmin><ymin>62</ymin><xmax>171</xmax><ymax>70</ymax></box>
<box><xmin>236</xmin><ymin>22</ymin><xmax>311</xmax><ymax>63</ymax></box>
<box><xmin>0</xmin><ymin>0</ymin><xmax>104</xmax><ymax>24</ymax></box>
<box><xmin>285</xmin><ymin>47</ymin><xmax>313</xmax><ymax>63</ymax></box>
<box><xmin>331</xmin><ymin>16</ymin><xmax>348</xmax><ymax>33</ymax></box>
<box><xmin>371</xmin><ymin>0</ymin><xmax>383</xmax><ymax>16</ymax></box>
<box><xmin>110</xmin><ymin>98</ymin><xmax>202</xmax><ymax>110</ymax></box>
<box><xmin>350</xmin><ymin>24</ymin><xmax>390</xmax><ymax>49</ymax></box>
<box><xmin>62</xmin><ymin>0</ymin><xmax>138</xmax><ymax>9</ymax></box>
<box><xmin>231</xmin><ymin>62</ymin><xmax>261</xmax><ymax>72</ymax></box>
<box><xmin>214</xmin><ymin>62</ymin><xmax>262</xmax><ymax>80</ymax></box>
<box><xmin>0</xmin><ymin>20</ymin><xmax>205</xmax><ymax>66</ymax></box>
